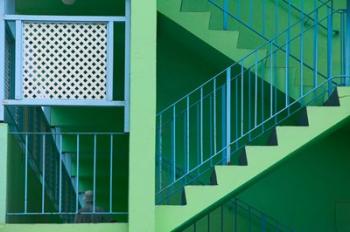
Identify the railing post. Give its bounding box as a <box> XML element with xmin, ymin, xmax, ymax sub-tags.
<box><xmin>226</xmin><ymin>67</ymin><xmax>231</xmax><ymax>164</ymax></box>
<box><xmin>313</xmin><ymin>0</ymin><xmax>319</xmax><ymax>88</ymax></box>
<box><xmin>285</xmin><ymin>0</ymin><xmax>291</xmax><ymax>107</ymax></box>
<box><xmin>327</xmin><ymin>2</ymin><xmax>333</xmax><ymax>95</ymax></box>
<box><xmin>0</xmin><ymin>124</ymin><xmax>8</xmax><ymax>223</ymax></box>
<box><xmin>106</xmin><ymin>21</ymin><xmax>114</xmax><ymax>101</ymax></box>
<box><xmin>15</xmin><ymin>20</ymin><xmax>22</xmax><ymax>100</ymax></box>
<box><xmin>124</xmin><ymin>0</ymin><xmax>131</xmax><ymax>132</ymax></box>
<box><xmin>346</xmin><ymin>0</ymin><xmax>350</xmax><ymax>85</ymax></box>
<box><xmin>171</xmin><ymin>106</ymin><xmax>176</xmax><ymax>183</ymax></box>
<box><xmin>0</xmin><ymin>1</ymin><xmax>4</xmax><ymax>121</ymax></box>
<box><xmin>223</xmin><ymin>0</ymin><xmax>229</xmax><ymax>30</ymax></box>
<box><xmin>0</xmin><ymin>0</ymin><xmax>14</xmax><ymax>121</ymax></box>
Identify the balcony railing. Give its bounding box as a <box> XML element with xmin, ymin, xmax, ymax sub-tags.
<box><xmin>6</xmin><ymin>130</ymin><xmax>129</xmax><ymax>223</ymax></box>
<box><xmin>177</xmin><ymin>197</ymin><xmax>294</xmax><ymax>232</ymax></box>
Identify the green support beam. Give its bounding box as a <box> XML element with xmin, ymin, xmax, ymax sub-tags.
<box><xmin>0</xmin><ymin>124</ymin><xmax>8</xmax><ymax>223</ymax></box>
<box><xmin>128</xmin><ymin>0</ymin><xmax>157</xmax><ymax>231</ymax></box>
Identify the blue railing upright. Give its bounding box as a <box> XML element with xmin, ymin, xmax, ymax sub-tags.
<box><xmin>176</xmin><ymin>197</ymin><xmax>294</xmax><ymax>232</ymax></box>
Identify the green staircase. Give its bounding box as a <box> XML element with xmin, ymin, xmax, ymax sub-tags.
<box><xmin>155</xmin><ymin>87</ymin><xmax>350</xmax><ymax>231</ymax></box>
<box><xmin>158</xmin><ymin>0</ymin><xmax>339</xmax><ymax>102</ymax></box>
<box><xmin>157</xmin><ymin>0</ymin><xmax>265</xmax><ymax>69</ymax></box>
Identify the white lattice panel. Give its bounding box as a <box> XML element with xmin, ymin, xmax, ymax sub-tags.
<box><xmin>22</xmin><ymin>22</ymin><xmax>108</xmax><ymax>100</ymax></box>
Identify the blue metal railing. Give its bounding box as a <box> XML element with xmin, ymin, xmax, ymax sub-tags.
<box><xmin>176</xmin><ymin>197</ymin><xmax>294</xmax><ymax>232</ymax></box>
<box><xmin>208</xmin><ymin>0</ymin><xmax>335</xmax><ymax>80</ymax></box>
<box><xmin>155</xmin><ymin>3</ymin><xmax>345</xmax><ymax>204</ymax></box>
<box><xmin>6</xmin><ymin>130</ymin><xmax>128</xmax><ymax>223</ymax></box>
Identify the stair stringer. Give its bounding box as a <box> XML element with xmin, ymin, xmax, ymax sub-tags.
<box><xmin>155</xmin><ymin>87</ymin><xmax>350</xmax><ymax>232</ymax></box>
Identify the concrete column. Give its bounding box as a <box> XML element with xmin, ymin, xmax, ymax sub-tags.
<box><xmin>128</xmin><ymin>0</ymin><xmax>157</xmax><ymax>231</ymax></box>
<box><xmin>0</xmin><ymin>124</ymin><xmax>8</xmax><ymax>223</ymax></box>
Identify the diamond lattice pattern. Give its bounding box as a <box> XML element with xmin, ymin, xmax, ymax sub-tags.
<box><xmin>23</xmin><ymin>22</ymin><xmax>108</xmax><ymax>100</ymax></box>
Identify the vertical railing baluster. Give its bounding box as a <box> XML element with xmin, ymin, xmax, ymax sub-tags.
<box><xmin>313</xmin><ymin>1</ymin><xmax>319</xmax><ymax>88</ymax></box>
<box><xmin>24</xmin><ymin>134</ymin><xmax>28</xmax><ymax>213</ymax></box>
<box><xmin>93</xmin><ymin>134</ymin><xmax>97</xmax><ymax>213</ymax></box>
<box><xmin>327</xmin><ymin>2</ymin><xmax>333</xmax><ymax>95</ymax></box>
<box><xmin>254</xmin><ymin>54</ymin><xmax>258</xmax><ymax>128</ymax></box>
<box><xmin>223</xmin><ymin>0</ymin><xmax>229</xmax><ymax>30</ymax></box>
<box><xmin>209</xmin><ymin>94</ymin><xmax>213</xmax><ymax>158</ymax></box>
<box><xmin>235</xmin><ymin>74</ymin><xmax>238</xmax><ymax>149</ymax></box>
<box><xmin>261</xmin><ymin>62</ymin><xmax>265</xmax><ymax>131</ymax></box>
<box><xmin>262</xmin><ymin>0</ymin><xmax>266</xmax><ymax>35</ymax></box>
<box><xmin>241</xmin><ymin>64</ymin><xmax>244</xmax><ymax>137</ymax></box>
<box><xmin>109</xmin><ymin>134</ymin><xmax>113</xmax><ymax>213</ymax></box>
<box><xmin>213</xmin><ymin>79</ymin><xmax>217</xmax><ymax>158</ymax></box>
<box><xmin>200</xmin><ymin>87</ymin><xmax>203</xmax><ymax>164</ymax></box>
<box><xmin>341</xmin><ymin>11</ymin><xmax>345</xmax><ymax>81</ymax></box>
<box><xmin>172</xmin><ymin>106</ymin><xmax>176</xmax><ymax>183</ymax></box>
<box><xmin>248</xmin><ymin>69</ymin><xmax>252</xmax><ymax>141</ymax></box>
<box><xmin>221</xmin><ymin>84</ymin><xmax>226</xmax><ymax>164</ymax></box>
<box><xmin>285</xmin><ymin>0</ymin><xmax>291</xmax><ymax>108</ymax></box>
<box><xmin>186</xmin><ymin>98</ymin><xmax>190</xmax><ymax>173</ymax></box>
<box><xmin>124</xmin><ymin>0</ymin><xmax>131</xmax><ymax>132</ymax></box>
<box><xmin>196</xmin><ymin>103</ymin><xmax>200</xmax><ymax>171</ymax></box>
<box><xmin>76</xmin><ymin>134</ymin><xmax>80</xmax><ymax>213</ymax></box>
<box><xmin>270</xmin><ymin>42</ymin><xmax>273</xmax><ymax>118</ymax></box>
<box><xmin>59</xmin><ymin>134</ymin><xmax>62</xmax><ymax>213</ymax></box>
<box><xmin>346</xmin><ymin>2</ymin><xmax>350</xmax><ymax>85</ymax></box>
<box><xmin>41</xmin><ymin>134</ymin><xmax>46</xmax><ymax>214</ymax></box>
<box><xmin>226</xmin><ymin>67</ymin><xmax>231</xmax><ymax>163</ymax></box>
<box><xmin>159</xmin><ymin>115</ymin><xmax>163</xmax><ymax>191</ymax></box>
<box><xmin>300</xmin><ymin>1</ymin><xmax>304</xmax><ymax>97</ymax></box>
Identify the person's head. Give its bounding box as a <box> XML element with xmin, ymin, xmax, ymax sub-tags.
<box><xmin>84</xmin><ymin>190</ymin><xmax>93</xmax><ymax>205</ymax></box>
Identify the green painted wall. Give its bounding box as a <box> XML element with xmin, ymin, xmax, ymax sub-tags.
<box><xmin>15</xmin><ymin>0</ymin><xmax>125</xmax><ymax>16</ymax></box>
<box><xmin>236</xmin><ymin>117</ymin><xmax>350</xmax><ymax>231</ymax></box>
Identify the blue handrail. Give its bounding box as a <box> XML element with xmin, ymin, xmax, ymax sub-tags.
<box><xmin>156</xmin><ymin>5</ymin><xmax>344</xmax><ymax>203</ymax></box>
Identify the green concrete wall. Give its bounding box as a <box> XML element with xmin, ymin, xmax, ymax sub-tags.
<box><xmin>237</xmin><ymin>117</ymin><xmax>350</xmax><ymax>231</ymax></box>
<box><xmin>128</xmin><ymin>0</ymin><xmax>157</xmax><ymax>231</ymax></box>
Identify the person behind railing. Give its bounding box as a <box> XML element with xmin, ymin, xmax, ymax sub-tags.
<box><xmin>74</xmin><ymin>190</ymin><xmax>110</xmax><ymax>223</ymax></box>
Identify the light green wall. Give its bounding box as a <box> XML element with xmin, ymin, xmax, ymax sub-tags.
<box><xmin>237</xmin><ymin>117</ymin><xmax>350</xmax><ymax>231</ymax></box>
<box><xmin>128</xmin><ymin>0</ymin><xmax>157</xmax><ymax>231</ymax></box>
<box><xmin>0</xmin><ymin>124</ymin><xmax>8</xmax><ymax>223</ymax></box>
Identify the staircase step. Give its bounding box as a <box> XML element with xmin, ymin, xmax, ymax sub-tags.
<box><xmin>158</xmin><ymin>0</ymin><xmax>265</xmax><ymax>69</ymax></box>
<box><xmin>338</xmin><ymin>87</ymin><xmax>350</xmax><ymax>106</ymax></box>
<box><xmin>156</xmin><ymin>87</ymin><xmax>350</xmax><ymax>232</ymax></box>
